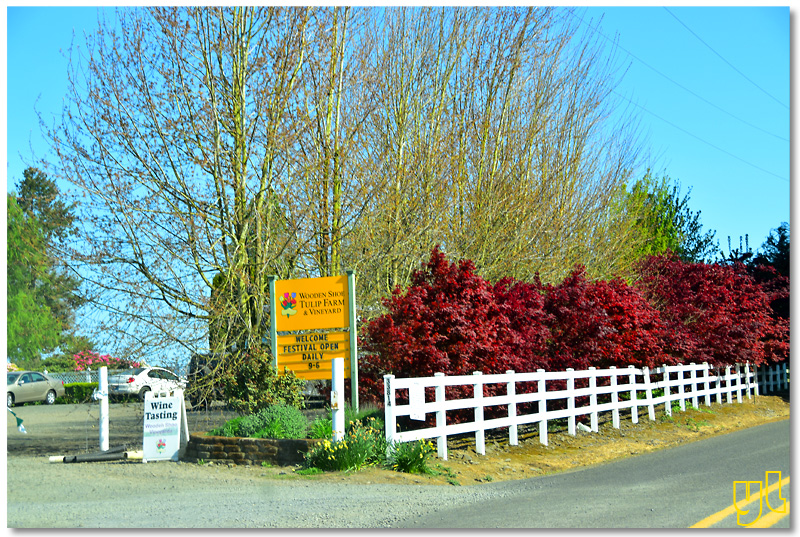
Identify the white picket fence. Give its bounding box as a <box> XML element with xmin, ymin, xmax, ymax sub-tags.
<box><xmin>383</xmin><ymin>361</ymin><xmax>788</xmax><ymax>461</ymax></box>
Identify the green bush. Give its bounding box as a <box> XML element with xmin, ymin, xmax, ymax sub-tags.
<box><xmin>220</xmin><ymin>347</ymin><xmax>306</xmax><ymax>414</ymax></box>
<box><xmin>59</xmin><ymin>382</ymin><xmax>98</xmax><ymax>404</ymax></box>
<box><xmin>308</xmin><ymin>418</ymin><xmax>333</xmax><ymax>439</ymax></box>
<box><xmin>208</xmin><ymin>405</ymin><xmax>308</xmax><ymax>439</ymax></box>
<box><xmin>207</xmin><ymin>416</ymin><xmax>246</xmax><ymax>437</ymax></box>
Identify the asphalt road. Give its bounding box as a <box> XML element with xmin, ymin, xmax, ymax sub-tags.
<box><xmin>394</xmin><ymin>419</ymin><xmax>791</xmax><ymax>528</ymax></box>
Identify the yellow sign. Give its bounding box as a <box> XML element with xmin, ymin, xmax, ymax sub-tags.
<box><xmin>277</xmin><ymin>331</ymin><xmax>350</xmax><ymax>380</ymax></box>
<box><xmin>274</xmin><ymin>275</ymin><xmax>348</xmax><ymax>332</ymax></box>
<box><xmin>277</xmin><ymin>331</ymin><xmax>349</xmax><ymax>355</ymax></box>
<box><xmin>279</xmin><ymin>351</ymin><xmax>351</xmax><ymax>381</ymax></box>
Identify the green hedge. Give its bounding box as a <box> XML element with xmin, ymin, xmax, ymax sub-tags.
<box><xmin>57</xmin><ymin>382</ymin><xmax>98</xmax><ymax>404</ymax></box>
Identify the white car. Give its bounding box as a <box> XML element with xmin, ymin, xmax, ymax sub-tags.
<box><xmin>108</xmin><ymin>367</ymin><xmax>187</xmax><ymax>401</ymax></box>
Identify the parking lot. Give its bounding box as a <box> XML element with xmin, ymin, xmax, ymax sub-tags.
<box><xmin>7</xmin><ymin>402</ymin><xmax>236</xmax><ymax>458</ymax></box>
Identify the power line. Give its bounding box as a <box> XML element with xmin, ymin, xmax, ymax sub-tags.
<box><xmin>614</xmin><ymin>90</ymin><xmax>789</xmax><ymax>183</ymax></box>
<box><xmin>571</xmin><ymin>10</ymin><xmax>789</xmax><ymax>143</ymax></box>
<box><xmin>664</xmin><ymin>7</ymin><xmax>789</xmax><ymax>110</ymax></box>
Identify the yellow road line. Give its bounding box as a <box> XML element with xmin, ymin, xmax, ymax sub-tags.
<box><xmin>689</xmin><ymin>475</ymin><xmax>790</xmax><ymax>528</ymax></box>
<box><xmin>748</xmin><ymin>501</ymin><xmax>790</xmax><ymax>528</ymax></box>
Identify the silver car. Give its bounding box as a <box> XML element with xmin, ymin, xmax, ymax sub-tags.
<box><xmin>108</xmin><ymin>367</ymin><xmax>187</xmax><ymax>401</ymax></box>
<box><xmin>7</xmin><ymin>371</ymin><xmax>66</xmax><ymax>407</ymax></box>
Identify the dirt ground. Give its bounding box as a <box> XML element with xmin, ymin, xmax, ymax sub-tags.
<box><xmin>6</xmin><ymin>392</ymin><xmax>790</xmax><ymax>487</ymax></box>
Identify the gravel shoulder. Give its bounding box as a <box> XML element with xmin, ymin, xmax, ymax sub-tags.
<box><xmin>5</xmin><ymin>393</ymin><xmax>790</xmax><ymax>528</ymax></box>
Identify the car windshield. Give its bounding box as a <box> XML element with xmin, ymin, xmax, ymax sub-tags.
<box><xmin>7</xmin><ymin>373</ymin><xmax>21</xmax><ymax>385</ymax></box>
<box><xmin>116</xmin><ymin>368</ymin><xmax>146</xmax><ymax>377</ymax></box>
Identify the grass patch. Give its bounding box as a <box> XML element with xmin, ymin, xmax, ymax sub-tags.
<box><xmin>296</xmin><ymin>467</ymin><xmax>323</xmax><ymax>476</ymax></box>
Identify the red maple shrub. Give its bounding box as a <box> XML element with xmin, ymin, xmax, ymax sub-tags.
<box><xmin>542</xmin><ymin>268</ymin><xmax>677</xmax><ymax>371</ymax></box>
<box><xmin>635</xmin><ymin>254</ymin><xmax>789</xmax><ymax>369</ymax></box>
<box><xmin>358</xmin><ymin>246</ymin><xmax>531</xmax><ymax>408</ymax></box>
<box><xmin>358</xmin><ymin>248</ymin><xmax>790</xmax><ymax>413</ymax></box>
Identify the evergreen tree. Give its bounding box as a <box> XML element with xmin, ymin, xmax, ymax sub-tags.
<box><xmin>753</xmin><ymin>222</ymin><xmax>789</xmax><ymax>277</ymax></box>
<box><xmin>8</xmin><ymin>168</ymin><xmax>88</xmax><ymax>368</ymax></box>
<box><xmin>7</xmin><ymin>195</ymin><xmax>62</xmax><ymax>365</ymax></box>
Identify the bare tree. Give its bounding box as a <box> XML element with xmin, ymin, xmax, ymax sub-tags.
<box><xmin>44</xmin><ymin>6</ymin><xmax>647</xmax><ymax>362</ymax></box>
<box><xmin>47</xmin><ymin>7</ymin><xmax>313</xmax><ymax>361</ymax></box>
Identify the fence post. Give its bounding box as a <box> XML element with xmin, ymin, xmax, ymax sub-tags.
<box><xmin>757</xmin><ymin>363</ymin><xmax>763</xmax><ymax>396</ymax></box>
<box><xmin>715</xmin><ymin>368</ymin><xmax>723</xmax><ymax>405</ymax></box>
<box><xmin>690</xmin><ymin>363</ymin><xmax>698</xmax><ymax>409</ymax></box>
<box><xmin>610</xmin><ymin>367</ymin><xmax>620</xmax><ymax>429</ymax></box>
<box><xmin>506</xmin><ymin>370</ymin><xmax>518</xmax><ymax>446</ymax></box>
<box><xmin>663</xmin><ymin>366</ymin><xmax>672</xmax><ymax>417</ymax></box>
<box><xmin>703</xmin><ymin>363</ymin><xmax>712</xmax><ymax>406</ymax></box>
<box><xmin>767</xmin><ymin>366</ymin><xmax>778</xmax><ymax>393</ymax></box>
<box><xmin>434</xmin><ymin>373</ymin><xmax>447</xmax><ymax>461</ymax></box>
<box><xmin>567</xmin><ymin>369</ymin><xmax>576</xmax><ymax>436</ymax></box>
<box><xmin>473</xmin><ymin>372</ymin><xmax>485</xmax><ymax>456</ymax></box>
<box><xmin>781</xmin><ymin>362</ymin><xmax>788</xmax><ymax>391</ymax></box>
<box><xmin>753</xmin><ymin>364</ymin><xmax>761</xmax><ymax>397</ymax></box>
<box><xmin>628</xmin><ymin>365</ymin><xmax>638</xmax><ymax>424</ymax></box>
<box><xmin>675</xmin><ymin>365</ymin><xmax>685</xmax><ymax>411</ymax></box>
<box><xmin>725</xmin><ymin>366</ymin><xmax>733</xmax><ymax>404</ymax></box>
<box><xmin>383</xmin><ymin>374</ymin><xmax>396</xmax><ymax>457</ymax></box>
<box><xmin>769</xmin><ymin>366</ymin><xmax>778</xmax><ymax>392</ymax></box>
<box><xmin>735</xmin><ymin>364</ymin><xmax>742</xmax><ymax>404</ymax></box>
<box><xmin>589</xmin><ymin>367</ymin><xmax>598</xmax><ymax>432</ymax></box>
<box><xmin>537</xmin><ymin>369</ymin><xmax>547</xmax><ymax>446</ymax></box>
<box><xmin>744</xmin><ymin>362</ymin><xmax>752</xmax><ymax>399</ymax></box>
<box><xmin>643</xmin><ymin>367</ymin><xmax>655</xmax><ymax>421</ymax></box>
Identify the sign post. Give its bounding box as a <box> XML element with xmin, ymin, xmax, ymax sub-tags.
<box><xmin>347</xmin><ymin>270</ymin><xmax>358</xmax><ymax>411</ymax></box>
<box><xmin>331</xmin><ymin>357</ymin><xmax>345</xmax><ymax>441</ymax></box>
<box><xmin>97</xmin><ymin>366</ymin><xmax>110</xmax><ymax>451</ymax></box>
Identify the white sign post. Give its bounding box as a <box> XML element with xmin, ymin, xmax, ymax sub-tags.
<box><xmin>331</xmin><ymin>358</ymin><xmax>345</xmax><ymax>442</ymax></box>
<box><xmin>98</xmin><ymin>366</ymin><xmax>109</xmax><ymax>451</ymax></box>
<box><xmin>142</xmin><ymin>389</ymin><xmax>187</xmax><ymax>462</ymax></box>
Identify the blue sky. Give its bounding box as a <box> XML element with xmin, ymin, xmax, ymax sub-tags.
<box><xmin>5</xmin><ymin>6</ymin><xmax>791</xmax><ymax>255</ymax></box>
<box><xmin>581</xmin><ymin>6</ymin><xmax>790</xmax><ymax>253</ymax></box>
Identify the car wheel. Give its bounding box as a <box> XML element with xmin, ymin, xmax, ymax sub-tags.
<box><xmin>139</xmin><ymin>386</ymin><xmax>151</xmax><ymax>401</ymax></box>
<box><xmin>45</xmin><ymin>390</ymin><xmax>57</xmax><ymax>405</ymax></box>
<box><xmin>7</xmin><ymin>392</ymin><xmax>14</xmax><ymax>408</ymax></box>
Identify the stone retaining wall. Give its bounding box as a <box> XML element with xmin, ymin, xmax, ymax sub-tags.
<box><xmin>182</xmin><ymin>433</ymin><xmax>322</xmax><ymax>466</ymax></box>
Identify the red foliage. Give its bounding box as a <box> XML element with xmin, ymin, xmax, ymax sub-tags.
<box><xmin>358</xmin><ymin>248</ymin><xmax>790</xmax><ymax>410</ymax></box>
<box><xmin>635</xmin><ymin>254</ymin><xmax>789</xmax><ymax>368</ymax></box>
<box><xmin>359</xmin><ymin>246</ymin><xmax>525</xmax><ymax>407</ymax></box>
<box><xmin>543</xmin><ymin>268</ymin><xmax>676</xmax><ymax>371</ymax></box>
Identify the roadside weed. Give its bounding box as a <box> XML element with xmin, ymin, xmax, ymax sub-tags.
<box><xmin>296</xmin><ymin>467</ymin><xmax>323</xmax><ymax>476</ymax></box>
<box><xmin>433</xmin><ymin>464</ymin><xmax>460</xmax><ymax>486</ymax></box>
<box><xmin>386</xmin><ymin>439</ymin><xmax>436</xmax><ymax>474</ymax></box>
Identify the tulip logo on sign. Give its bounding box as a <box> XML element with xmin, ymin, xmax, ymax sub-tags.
<box><xmin>157</xmin><ymin>439</ymin><xmax>166</xmax><ymax>453</ymax></box>
<box><xmin>280</xmin><ymin>292</ymin><xmax>297</xmax><ymax>318</ymax></box>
